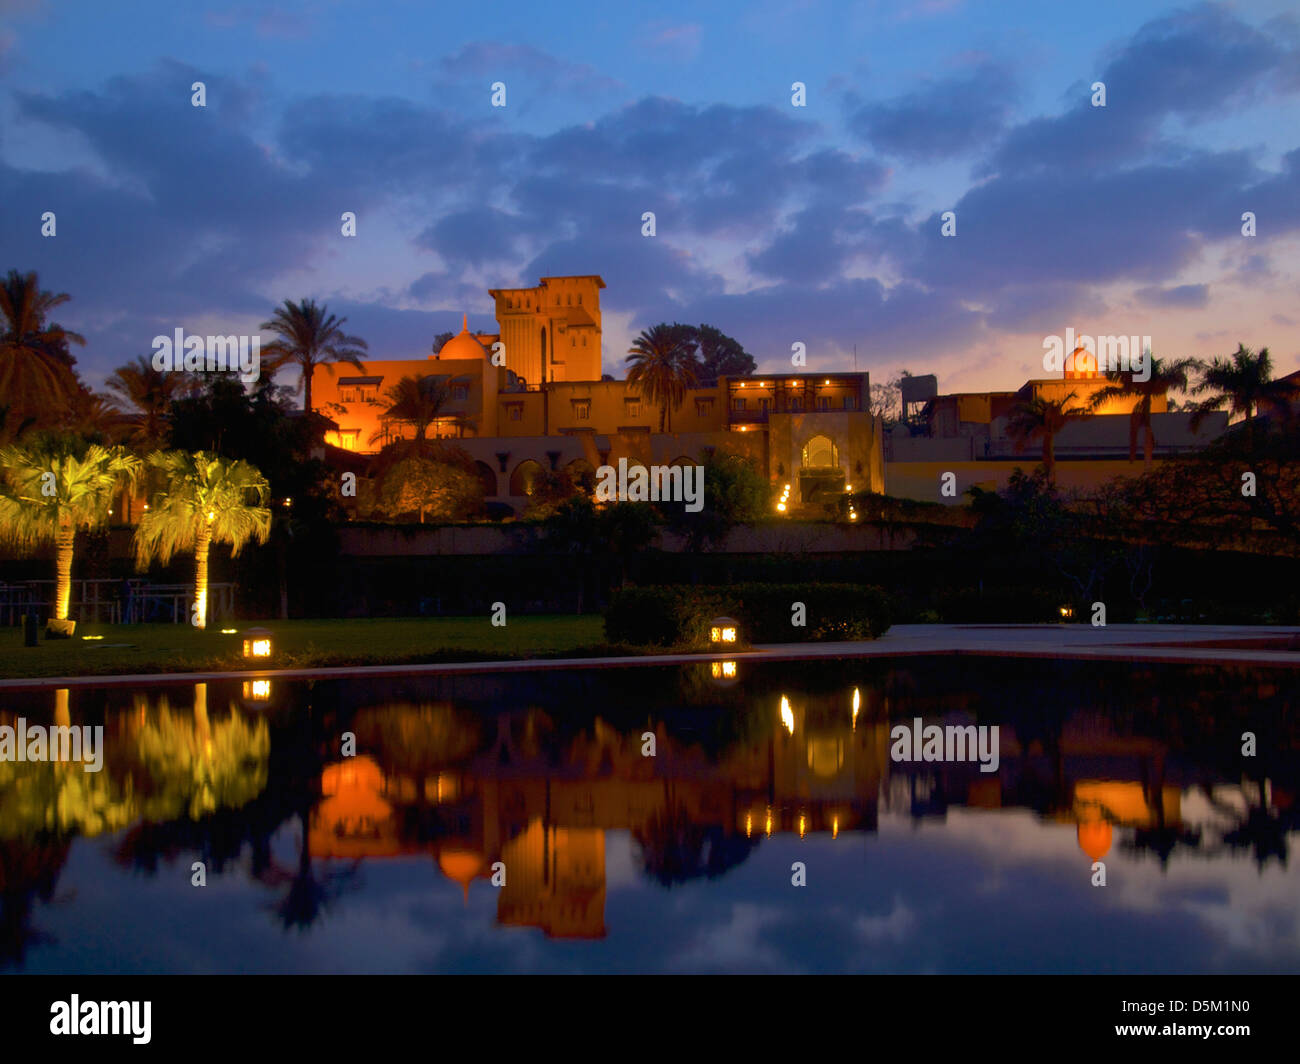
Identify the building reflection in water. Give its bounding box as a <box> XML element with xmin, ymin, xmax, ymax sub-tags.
<box><xmin>1</xmin><ymin>666</ymin><xmax>1294</xmax><ymax>955</ymax></box>
<box><xmin>296</xmin><ymin>679</ymin><xmax>1293</xmax><ymax>940</ymax></box>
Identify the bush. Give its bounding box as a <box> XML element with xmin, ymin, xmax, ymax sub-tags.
<box><xmin>604</xmin><ymin>582</ymin><xmax>895</xmax><ymax>646</ymax></box>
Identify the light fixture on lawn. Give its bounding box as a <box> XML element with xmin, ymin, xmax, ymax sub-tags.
<box><xmin>709</xmin><ymin>617</ymin><xmax>738</xmax><ymax>645</ymax></box>
<box><xmin>242</xmin><ymin>627</ymin><xmax>273</xmax><ymax>658</ymax></box>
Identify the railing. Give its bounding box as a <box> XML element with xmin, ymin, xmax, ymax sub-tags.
<box><xmin>0</xmin><ymin>580</ymin><xmax>237</xmax><ymax>625</ymax></box>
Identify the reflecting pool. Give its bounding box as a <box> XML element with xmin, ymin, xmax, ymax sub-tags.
<box><xmin>1</xmin><ymin>657</ymin><xmax>1297</xmax><ymax>973</ymax></box>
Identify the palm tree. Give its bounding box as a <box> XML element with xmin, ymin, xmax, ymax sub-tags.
<box><xmin>626</xmin><ymin>324</ymin><xmax>700</xmax><ymax>433</ymax></box>
<box><xmin>0</xmin><ymin>270</ymin><xmax>83</xmax><ymax>432</ymax></box>
<box><xmin>106</xmin><ymin>355</ymin><xmax>181</xmax><ymax>450</ymax></box>
<box><xmin>0</xmin><ymin>434</ymin><xmax>140</xmax><ymax>635</ymax></box>
<box><xmin>1189</xmin><ymin>345</ymin><xmax>1298</xmax><ymax>450</ymax></box>
<box><xmin>1087</xmin><ymin>353</ymin><xmax>1196</xmax><ymax>470</ymax></box>
<box><xmin>1005</xmin><ymin>391</ymin><xmax>1091</xmax><ymax>485</ymax></box>
<box><xmin>371</xmin><ymin>373</ymin><xmax>457</xmax><ymax>449</ymax></box>
<box><xmin>260</xmin><ymin>299</ymin><xmax>368</xmax><ymax>415</ymax></box>
<box><xmin>134</xmin><ymin>451</ymin><xmax>271</xmax><ymax>629</ymax></box>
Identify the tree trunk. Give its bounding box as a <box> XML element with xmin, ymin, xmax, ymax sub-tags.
<box><xmin>1143</xmin><ymin>425</ymin><xmax>1155</xmax><ymax>471</ymax></box>
<box><xmin>303</xmin><ymin>363</ymin><xmax>314</xmax><ymax>415</ymax></box>
<box><xmin>1043</xmin><ymin>435</ymin><xmax>1056</xmax><ymax>485</ymax></box>
<box><xmin>194</xmin><ymin>527</ymin><xmax>211</xmax><ymax>629</ymax></box>
<box><xmin>54</xmin><ymin>525</ymin><xmax>75</xmax><ymax>621</ymax></box>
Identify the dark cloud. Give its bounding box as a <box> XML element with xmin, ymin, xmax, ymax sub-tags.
<box><xmin>848</xmin><ymin>62</ymin><xmax>1016</xmax><ymax>161</ymax></box>
<box><xmin>986</xmin><ymin>5</ymin><xmax>1300</xmax><ymax>175</ymax></box>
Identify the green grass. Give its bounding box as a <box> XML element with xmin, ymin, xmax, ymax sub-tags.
<box><xmin>0</xmin><ymin>615</ymin><xmax>618</xmax><ymax>679</ymax></box>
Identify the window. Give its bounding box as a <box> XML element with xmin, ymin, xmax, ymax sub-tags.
<box><xmin>843</xmin><ymin>396</ymin><xmax>856</xmax><ymax>410</ymax></box>
<box><xmin>790</xmin><ymin>398</ymin><xmax>802</xmax><ymax>412</ymax></box>
<box><xmin>818</xmin><ymin>396</ymin><xmax>831</xmax><ymax>411</ymax></box>
<box><xmin>452</xmin><ymin>384</ymin><xmax>469</xmax><ymax>401</ymax></box>
<box><xmin>339</xmin><ymin>387</ymin><xmax>356</xmax><ymax>403</ymax></box>
<box><xmin>695</xmin><ymin>398</ymin><xmax>714</xmax><ymax>416</ymax></box>
<box><xmin>759</xmin><ymin>398</ymin><xmax>770</xmax><ymax>413</ymax></box>
<box><xmin>625</xmin><ymin>399</ymin><xmax>641</xmax><ymax>418</ymax></box>
<box><xmin>339</xmin><ymin>430</ymin><xmax>360</xmax><ymax>450</ymax></box>
<box><xmin>508</xmin><ymin>405</ymin><xmax>522</xmax><ymax>422</ymax></box>
<box><xmin>572</xmin><ymin>400</ymin><xmax>591</xmax><ymax>420</ymax></box>
<box><xmin>733</xmin><ymin>397</ymin><xmax>747</xmax><ymax>411</ymax></box>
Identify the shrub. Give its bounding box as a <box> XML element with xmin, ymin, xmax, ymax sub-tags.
<box><xmin>604</xmin><ymin>582</ymin><xmax>895</xmax><ymax>646</ymax></box>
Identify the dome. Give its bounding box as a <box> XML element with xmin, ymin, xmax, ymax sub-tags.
<box><xmin>437</xmin><ymin>314</ymin><xmax>487</xmax><ymax>361</ymax></box>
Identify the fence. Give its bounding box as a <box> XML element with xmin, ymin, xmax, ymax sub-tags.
<box><xmin>0</xmin><ymin>580</ymin><xmax>236</xmax><ymax>626</ymax></box>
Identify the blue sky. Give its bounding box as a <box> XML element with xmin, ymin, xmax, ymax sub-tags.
<box><xmin>1</xmin><ymin>0</ymin><xmax>1297</xmax><ymax>396</ymax></box>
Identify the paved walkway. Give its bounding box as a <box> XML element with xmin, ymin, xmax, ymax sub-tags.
<box><xmin>1</xmin><ymin>623</ymin><xmax>1296</xmax><ymax>691</ymax></box>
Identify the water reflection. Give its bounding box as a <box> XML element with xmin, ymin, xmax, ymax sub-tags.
<box><xmin>0</xmin><ymin>659</ymin><xmax>1296</xmax><ymax>971</ymax></box>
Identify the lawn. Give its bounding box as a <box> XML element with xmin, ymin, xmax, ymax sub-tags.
<box><xmin>0</xmin><ymin>615</ymin><xmax>611</xmax><ymax>679</ymax></box>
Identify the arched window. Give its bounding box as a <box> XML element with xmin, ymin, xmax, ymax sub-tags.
<box><xmin>801</xmin><ymin>435</ymin><xmax>838</xmax><ymax>468</ymax></box>
<box><xmin>510</xmin><ymin>459</ymin><xmax>544</xmax><ymax>496</ymax></box>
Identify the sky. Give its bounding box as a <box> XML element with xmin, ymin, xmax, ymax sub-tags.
<box><xmin>1</xmin><ymin>0</ymin><xmax>1298</xmax><ymax>398</ymax></box>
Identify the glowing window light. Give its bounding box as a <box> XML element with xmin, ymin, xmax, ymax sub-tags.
<box><xmin>832</xmin><ymin>816</ymin><xmax>840</xmax><ymax>839</ymax></box>
<box><xmin>711</xmin><ymin>660</ymin><xmax>737</xmax><ymax>679</ymax></box>
<box><xmin>765</xmin><ymin>807</ymin><xmax>773</xmax><ymax>837</ymax></box>
<box><xmin>780</xmin><ymin>695</ymin><xmax>794</xmax><ymax>734</ymax></box>
<box><xmin>1059</xmin><ymin>605</ymin><xmax>1074</xmax><ymax>620</ymax></box>
<box><xmin>799</xmin><ymin>814</ymin><xmax>806</xmax><ymax>838</ymax></box>
<box><xmin>745</xmin><ymin>812</ymin><xmax>753</xmax><ymax>838</ymax></box>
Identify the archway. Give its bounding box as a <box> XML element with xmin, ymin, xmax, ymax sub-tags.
<box><xmin>509</xmin><ymin>459</ymin><xmax>544</xmax><ymax>496</ymax></box>
<box><xmin>801</xmin><ymin>435</ymin><xmax>838</xmax><ymax>469</ymax></box>
<box><xmin>474</xmin><ymin>461</ymin><xmax>498</xmax><ymax>497</ymax></box>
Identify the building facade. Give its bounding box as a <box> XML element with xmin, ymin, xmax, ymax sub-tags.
<box><xmin>884</xmin><ymin>353</ymin><xmax>1229</xmax><ymax>502</ymax></box>
<box><xmin>314</xmin><ymin>275</ymin><xmax>886</xmax><ymax>512</ymax></box>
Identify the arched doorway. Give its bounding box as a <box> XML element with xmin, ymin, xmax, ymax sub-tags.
<box><xmin>474</xmin><ymin>461</ymin><xmax>498</xmax><ymax>497</ymax></box>
<box><xmin>798</xmin><ymin>434</ymin><xmax>844</xmax><ymax>505</ymax></box>
<box><xmin>509</xmin><ymin>459</ymin><xmax>544</xmax><ymax>496</ymax></box>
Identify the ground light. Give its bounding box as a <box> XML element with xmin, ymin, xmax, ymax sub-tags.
<box><xmin>242</xmin><ymin>627</ymin><xmax>273</xmax><ymax>658</ymax></box>
<box><xmin>709</xmin><ymin>617</ymin><xmax>738</xmax><ymax>645</ymax></box>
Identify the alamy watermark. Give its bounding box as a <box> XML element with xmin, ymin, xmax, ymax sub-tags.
<box><xmin>1042</xmin><ymin>328</ymin><xmax>1150</xmax><ymax>382</ymax></box>
<box><xmin>152</xmin><ymin>328</ymin><xmax>261</xmax><ymax>384</ymax></box>
<box><xmin>890</xmin><ymin>717</ymin><xmax>999</xmax><ymax>773</ymax></box>
<box><xmin>0</xmin><ymin>718</ymin><xmax>104</xmax><ymax>772</ymax></box>
<box><xmin>594</xmin><ymin>458</ymin><xmax>703</xmax><ymax>512</ymax></box>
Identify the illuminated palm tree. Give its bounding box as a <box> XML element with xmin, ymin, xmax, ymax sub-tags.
<box><xmin>106</xmin><ymin>355</ymin><xmax>181</xmax><ymax>451</ymax></box>
<box><xmin>1189</xmin><ymin>345</ymin><xmax>1298</xmax><ymax>451</ymax></box>
<box><xmin>0</xmin><ymin>270</ymin><xmax>83</xmax><ymax>434</ymax></box>
<box><xmin>0</xmin><ymin>434</ymin><xmax>140</xmax><ymax>634</ymax></box>
<box><xmin>626</xmin><ymin>324</ymin><xmax>699</xmax><ymax>433</ymax></box>
<box><xmin>260</xmin><ymin>299</ymin><xmax>368</xmax><ymax>415</ymax></box>
<box><xmin>134</xmin><ymin>451</ymin><xmax>271</xmax><ymax>629</ymax></box>
<box><xmin>1088</xmin><ymin>353</ymin><xmax>1196</xmax><ymax>470</ymax></box>
<box><xmin>1005</xmin><ymin>392</ymin><xmax>1091</xmax><ymax>485</ymax></box>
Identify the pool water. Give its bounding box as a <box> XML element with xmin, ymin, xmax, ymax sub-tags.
<box><xmin>1</xmin><ymin>658</ymin><xmax>1296</xmax><ymax>973</ymax></box>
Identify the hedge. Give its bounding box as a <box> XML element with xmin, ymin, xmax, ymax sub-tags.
<box><xmin>604</xmin><ymin>583</ymin><xmax>895</xmax><ymax>647</ymax></box>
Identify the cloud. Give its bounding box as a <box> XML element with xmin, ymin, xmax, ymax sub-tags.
<box><xmin>986</xmin><ymin>5</ymin><xmax>1300</xmax><ymax>175</ymax></box>
<box><xmin>1136</xmin><ymin>283</ymin><xmax>1209</xmax><ymax>308</ymax></box>
<box><xmin>848</xmin><ymin>62</ymin><xmax>1017</xmax><ymax>161</ymax></box>
<box><xmin>640</xmin><ymin>22</ymin><xmax>703</xmax><ymax>63</ymax></box>
<box><xmin>437</xmin><ymin>41</ymin><xmax>624</xmax><ymax>98</ymax></box>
